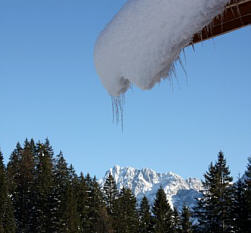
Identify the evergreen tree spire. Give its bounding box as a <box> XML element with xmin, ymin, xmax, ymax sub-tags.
<box><xmin>62</xmin><ymin>181</ymin><xmax>81</xmax><ymax>233</ymax></box>
<box><xmin>245</xmin><ymin>157</ymin><xmax>251</xmax><ymax>226</ymax></box>
<box><xmin>180</xmin><ymin>206</ymin><xmax>193</xmax><ymax>233</ymax></box>
<box><xmin>113</xmin><ymin>187</ymin><xmax>139</xmax><ymax>233</ymax></box>
<box><xmin>7</xmin><ymin>140</ymin><xmax>35</xmax><ymax>232</ymax></box>
<box><xmin>139</xmin><ymin>196</ymin><xmax>152</xmax><ymax>233</ymax></box>
<box><xmin>33</xmin><ymin>140</ymin><xmax>55</xmax><ymax>232</ymax></box>
<box><xmin>172</xmin><ymin>207</ymin><xmax>181</xmax><ymax>233</ymax></box>
<box><xmin>0</xmin><ymin>150</ymin><xmax>16</xmax><ymax>233</ymax></box>
<box><xmin>231</xmin><ymin>177</ymin><xmax>249</xmax><ymax>233</ymax></box>
<box><xmin>76</xmin><ymin>172</ymin><xmax>89</xmax><ymax>232</ymax></box>
<box><xmin>103</xmin><ymin>173</ymin><xmax>118</xmax><ymax>215</ymax></box>
<box><xmin>152</xmin><ymin>187</ymin><xmax>174</xmax><ymax>233</ymax></box>
<box><xmin>194</xmin><ymin>151</ymin><xmax>233</xmax><ymax>233</ymax></box>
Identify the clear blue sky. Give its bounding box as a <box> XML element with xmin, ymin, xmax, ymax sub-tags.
<box><xmin>0</xmin><ymin>0</ymin><xmax>250</xmax><ymax>180</ymax></box>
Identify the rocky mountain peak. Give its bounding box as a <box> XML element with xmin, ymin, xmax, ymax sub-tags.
<box><xmin>100</xmin><ymin>165</ymin><xmax>203</xmax><ymax>211</ymax></box>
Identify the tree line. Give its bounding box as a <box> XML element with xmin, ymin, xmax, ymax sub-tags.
<box><xmin>0</xmin><ymin>139</ymin><xmax>250</xmax><ymax>233</ymax></box>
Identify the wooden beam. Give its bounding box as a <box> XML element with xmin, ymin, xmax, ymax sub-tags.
<box><xmin>192</xmin><ymin>0</ymin><xmax>251</xmax><ymax>44</ymax></box>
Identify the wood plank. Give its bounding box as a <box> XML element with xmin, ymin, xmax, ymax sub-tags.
<box><xmin>192</xmin><ymin>0</ymin><xmax>251</xmax><ymax>44</ymax></box>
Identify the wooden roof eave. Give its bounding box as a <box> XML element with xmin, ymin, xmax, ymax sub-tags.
<box><xmin>191</xmin><ymin>0</ymin><xmax>251</xmax><ymax>44</ymax></box>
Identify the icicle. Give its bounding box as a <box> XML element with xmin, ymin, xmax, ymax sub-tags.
<box><xmin>182</xmin><ymin>48</ymin><xmax>187</xmax><ymax>65</ymax></box>
<box><xmin>178</xmin><ymin>56</ymin><xmax>187</xmax><ymax>78</ymax></box>
<box><xmin>111</xmin><ymin>95</ymin><xmax>125</xmax><ymax>131</ymax></box>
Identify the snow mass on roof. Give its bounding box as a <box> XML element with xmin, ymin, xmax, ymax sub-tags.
<box><xmin>94</xmin><ymin>0</ymin><xmax>230</xmax><ymax>97</ymax></box>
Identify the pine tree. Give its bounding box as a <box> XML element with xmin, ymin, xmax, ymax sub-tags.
<box><xmin>80</xmin><ymin>173</ymin><xmax>93</xmax><ymax>232</ymax></box>
<box><xmin>194</xmin><ymin>152</ymin><xmax>233</xmax><ymax>233</ymax></box>
<box><xmin>232</xmin><ymin>157</ymin><xmax>251</xmax><ymax>233</ymax></box>
<box><xmin>103</xmin><ymin>173</ymin><xmax>118</xmax><ymax>215</ymax></box>
<box><xmin>53</xmin><ymin>158</ymin><xmax>82</xmax><ymax>233</ymax></box>
<box><xmin>245</xmin><ymin>157</ymin><xmax>251</xmax><ymax>229</ymax></box>
<box><xmin>33</xmin><ymin>140</ymin><xmax>56</xmax><ymax>232</ymax></box>
<box><xmin>180</xmin><ymin>206</ymin><xmax>193</xmax><ymax>233</ymax></box>
<box><xmin>0</xmin><ymin>150</ymin><xmax>7</xmax><ymax>231</ymax></box>
<box><xmin>113</xmin><ymin>187</ymin><xmax>139</xmax><ymax>233</ymax></box>
<box><xmin>0</xmin><ymin>150</ymin><xmax>16</xmax><ymax>233</ymax></box>
<box><xmin>76</xmin><ymin>172</ymin><xmax>89</xmax><ymax>232</ymax></box>
<box><xmin>152</xmin><ymin>187</ymin><xmax>174</xmax><ymax>233</ymax></box>
<box><xmin>61</xmin><ymin>181</ymin><xmax>81</xmax><ymax>233</ymax></box>
<box><xmin>173</xmin><ymin>207</ymin><xmax>181</xmax><ymax>233</ymax></box>
<box><xmin>6</xmin><ymin>142</ymin><xmax>22</xmax><ymax>195</ymax></box>
<box><xmin>95</xmin><ymin>206</ymin><xmax>113</xmax><ymax>233</ymax></box>
<box><xmin>231</xmin><ymin>177</ymin><xmax>249</xmax><ymax>233</ymax></box>
<box><xmin>52</xmin><ymin>151</ymin><xmax>70</xmax><ymax>231</ymax></box>
<box><xmin>139</xmin><ymin>196</ymin><xmax>153</xmax><ymax>233</ymax></box>
<box><xmin>7</xmin><ymin>140</ymin><xmax>36</xmax><ymax>233</ymax></box>
<box><xmin>88</xmin><ymin>177</ymin><xmax>110</xmax><ymax>233</ymax></box>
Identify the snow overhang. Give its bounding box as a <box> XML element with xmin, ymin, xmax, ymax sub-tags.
<box><xmin>94</xmin><ymin>0</ymin><xmax>250</xmax><ymax>99</ymax></box>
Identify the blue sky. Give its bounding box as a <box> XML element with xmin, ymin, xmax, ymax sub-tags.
<box><xmin>0</xmin><ymin>0</ymin><xmax>250</xmax><ymax>180</ymax></box>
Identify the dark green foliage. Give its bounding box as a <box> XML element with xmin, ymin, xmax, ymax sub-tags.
<box><xmin>152</xmin><ymin>187</ymin><xmax>174</xmax><ymax>233</ymax></box>
<box><xmin>82</xmin><ymin>175</ymin><xmax>112</xmax><ymax>233</ymax></box>
<box><xmin>180</xmin><ymin>206</ymin><xmax>193</xmax><ymax>233</ymax></box>
<box><xmin>139</xmin><ymin>196</ymin><xmax>153</xmax><ymax>233</ymax></box>
<box><xmin>172</xmin><ymin>207</ymin><xmax>181</xmax><ymax>233</ymax></box>
<box><xmin>88</xmin><ymin>177</ymin><xmax>105</xmax><ymax>232</ymax></box>
<box><xmin>33</xmin><ymin>140</ymin><xmax>55</xmax><ymax>232</ymax></box>
<box><xmin>113</xmin><ymin>187</ymin><xmax>139</xmax><ymax>233</ymax></box>
<box><xmin>0</xmin><ymin>151</ymin><xmax>16</xmax><ymax>233</ymax></box>
<box><xmin>103</xmin><ymin>173</ymin><xmax>119</xmax><ymax>232</ymax></box>
<box><xmin>53</xmin><ymin>155</ymin><xmax>82</xmax><ymax>233</ymax></box>
<box><xmin>6</xmin><ymin>143</ymin><xmax>22</xmax><ymax>195</ymax></box>
<box><xmin>194</xmin><ymin>152</ymin><xmax>233</xmax><ymax>233</ymax></box>
<box><xmin>230</xmin><ymin>157</ymin><xmax>251</xmax><ymax>233</ymax></box>
<box><xmin>245</xmin><ymin>157</ymin><xmax>251</xmax><ymax>229</ymax></box>
<box><xmin>103</xmin><ymin>173</ymin><xmax>118</xmax><ymax>215</ymax></box>
<box><xmin>7</xmin><ymin>140</ymin><xmax>36</xmax><ymax>232</ymax></box>
<box><xmin>61</xmin><ymin>181</ymin><xmax>81</xmax><ymax>233</ymax></box>
<box><xmin>3</xmin><ymin>139</ymin><xmax>115</xmax><ymax>233</ymax></box>
<box><xmin>76</xmin><ymin>173</ymin><xmax>89</xmax><ymax>232</ymax></box>
<box><xmin>231</xmin><ymin>178</ymin><xmax>249</xmax><ymax>233</ymax></box>
<box><xmin>52</xmin><ymin>151</ymin><xmax>70</xmax><ymax>230</ymax></box>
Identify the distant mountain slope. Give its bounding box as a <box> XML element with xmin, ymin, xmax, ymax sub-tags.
<box><xmin>100</xmin><ymin>165</ymin><xmax>203</xmax><ymax>211</ymax></box>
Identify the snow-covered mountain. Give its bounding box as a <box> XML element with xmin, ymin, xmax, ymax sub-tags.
<box><xmin>100</xmin><ymin>165</ymin><xmax>203</xmax><ymax>211</ymax></box>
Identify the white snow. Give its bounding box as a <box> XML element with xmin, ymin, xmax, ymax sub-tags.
<box><xmin>100</xmin><ymin>165</ymin><xmax>203</xmax><ymax>211</ymax></box>
<box><xmin>94</xmin><ymin>0</ymin><xmax>229</xmax><ymax>96</ymax></box>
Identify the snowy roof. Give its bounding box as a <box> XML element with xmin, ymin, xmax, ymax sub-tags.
<box><xmin>94</xmin><ymin>0</ymin><xmax>250</xmax><ymax>98</ymax></box>
<box><xmin>192</xmin><ymin>0</ymin><xmax>251</xmax><ymax>44</ymax></box>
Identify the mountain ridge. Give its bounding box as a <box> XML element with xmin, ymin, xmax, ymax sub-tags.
<box><xmin>100</xmin><ymin>165</ymin><xmax>203</xmax><ymax>211</ymax></box>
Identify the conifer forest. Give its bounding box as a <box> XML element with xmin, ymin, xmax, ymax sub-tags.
<box><xmin>0</xmin><ymin>139</ymin><xmax>250</xmax><ymax>233</ymax></box>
